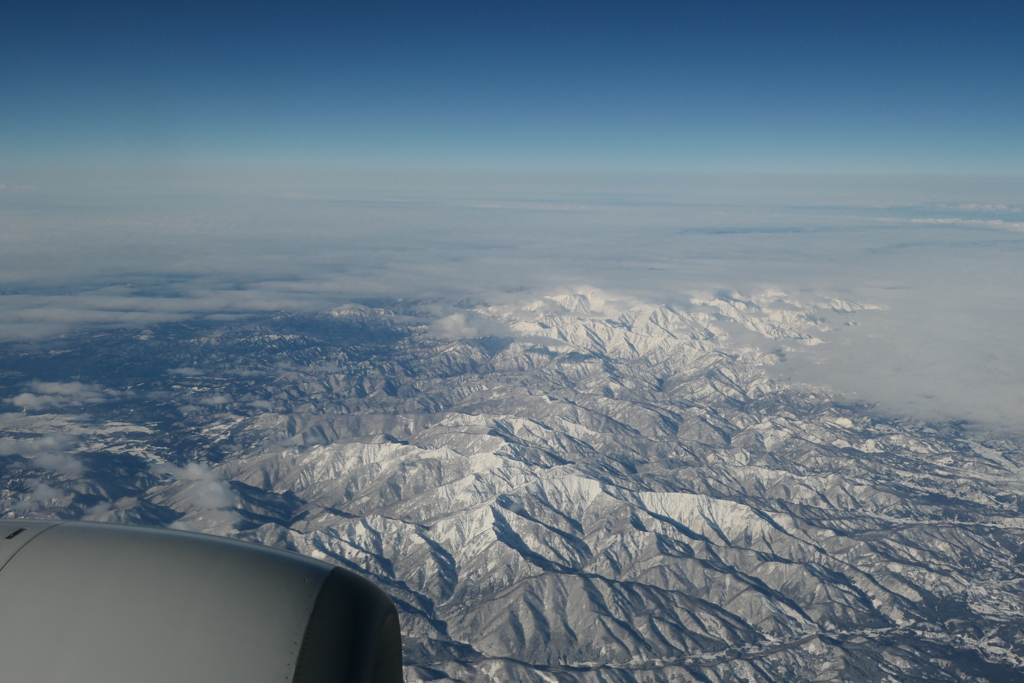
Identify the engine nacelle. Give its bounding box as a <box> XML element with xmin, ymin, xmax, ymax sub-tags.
<box><xmin>0</xmin><ymin>520</ymin><xmax>402</xmax><ymax>683</ymax></box>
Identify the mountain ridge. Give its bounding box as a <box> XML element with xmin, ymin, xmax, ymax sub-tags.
<box><xmin>1</xmin><ymin>289</ymin><xmax>1023</xmax><ymax>682</ymax></box>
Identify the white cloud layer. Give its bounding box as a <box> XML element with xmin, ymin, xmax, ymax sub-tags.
<box><xmin>1</xmin><ymin>167</ymin><xmax>1023</xmax><ymax>432</ymax></box>
<box><xmin>0</xmin><ymin>434</ymin><xmax>75</xmax><ymax>456</ymax></box>
<box><xmin>5</xmin><ymin>381</ymin><xmax>121</xmax><ymax>411</ymax></box>
<box><xmin>427</xmin><ymin>312</ymin><xmax>515</xmax><ymax>340</ymax></box>
<box><xmin>11</xmin><ymin>479</ymin><xmax>63</xmax><ymax>512</ymax></box>
<box><xmin>0</xmin><ymin>434</ymin><xmax>85</xmax><ymax>475</ymax></box>
<box><xmin>151</xmin><ymin>462</ymin><xmax>237</xmax><ymax>506</ymax></box>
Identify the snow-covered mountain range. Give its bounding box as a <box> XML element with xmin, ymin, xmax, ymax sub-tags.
<box><xmin>2</xmin><ymin>289</ymin><xmax>1023</xmax><ymax>682</ymax></box>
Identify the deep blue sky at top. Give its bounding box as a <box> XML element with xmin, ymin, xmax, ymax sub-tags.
<box><xmin>2</xmin><ymin>0</ymin><xmax>1021</xmax><ymax>173</ymax></box>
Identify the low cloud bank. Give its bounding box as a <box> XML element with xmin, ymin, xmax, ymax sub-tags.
<box><xmin>428</xmin><ymin>312</ymin><xmax>514</xmax><ymax>340</ymax></box>
<box><xmin>5</xmin><ymin>381</ymin><xmax>122</xmax><ymax>411</ymax></box>
<box><xmin>0</xmin><ymin>434</ymin><xmax>85</xmax><ymax>475</ymax></box>
<box><xmin>0</xmin><ymin>434</ymin><xmax>76</xmax><ymax>455</ymax></box>
<box><xmin>1</xmin><ymin>168</ymin><xmax>1023</xmax><ymax>432</ymax></box>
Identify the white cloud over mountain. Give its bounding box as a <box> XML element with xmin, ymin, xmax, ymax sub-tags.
<box><xmin>0</xmin><ymin>167</ymin><xmax>1022</xmax><ymax>431</ymax></box>
<box><xmin>5</xmin><ymin>381</ymin><xmax>121</xmax><ymax>411</ymax></box>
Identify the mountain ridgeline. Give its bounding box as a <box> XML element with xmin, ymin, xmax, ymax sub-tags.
<box><xmin>1</xmin><ymin>290</ymin><xmax>1023</xmax><ymax>682</ymax></box>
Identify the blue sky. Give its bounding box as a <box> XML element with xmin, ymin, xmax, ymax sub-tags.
<box><xmin>3</xmin><ymin>0</ymin><xmax>1022</xmax><ymax>173</ymax></box>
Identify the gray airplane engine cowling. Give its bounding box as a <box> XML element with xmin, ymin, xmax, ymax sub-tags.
<box><xmin>0</xmin><ymin>520</ymin><xmax>403</xmax><ymax>683</ymax></box>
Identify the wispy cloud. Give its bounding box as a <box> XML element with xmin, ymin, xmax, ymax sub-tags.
<box><xmin>937</xmin><ymin>203</ymin><xmax>1021</xmax><ymax>213</ymax></box>
<box><xmin>151</xmin><ymin>462</ymin><xmax>241</xmax><ymax>530</ymax></box>
<box><xmin>152</xmin><ymin>462</ymin><xmax>237</xmax><ymax>508</ymax></box>
<box><xmin>903</xmin><ymin>217</ymin><xmax>1024</xmax><ymax>231</ymax></box>
<box><xmin>11</xmin><ymin>479</ymin><xmax>64</xmax><ymax>513</ymax></box>
<box><xmin>167</xmin><ymin>367</ymin><xmax>204</xmax><ymax>376</ymax></box>
<box><xmin>427</xmin><ymin>312</ymin><xmax>515</xmax><ymax>340</ymax></box>
<box><xmin>5</xmin><ymin>381</ymin><xmax>121</xmax><ymax>411</ymax></box>
<box><xmin>0</xmin><ymin>434</ymin><xmax>76</xmax><ymax>455</ymax></box>
<box><xmin>32</xmin><ymin>451</ymin><xmax>85</xmax><ymax>475</ymax></box>
<box><xmin>0</xmin><ymin>435</ymin><xmax>85</xmax><ymax>475</ymax></box>
<box><xmin>198</xmin><ymin>394</ymin><xmax>232</xmax><ymax>405</ymax></box>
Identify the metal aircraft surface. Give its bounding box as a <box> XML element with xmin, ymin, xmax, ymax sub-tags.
<box><xmin>0</xmin><ymin>520</ymin><xmax>402</xmax><ymax>683</ymax></box>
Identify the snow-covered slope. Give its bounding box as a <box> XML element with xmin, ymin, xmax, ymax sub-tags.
<box><xmin>1</xmin><ymin>290</ymin><xmax>1023</xmax><ymax>682</ymax></box>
